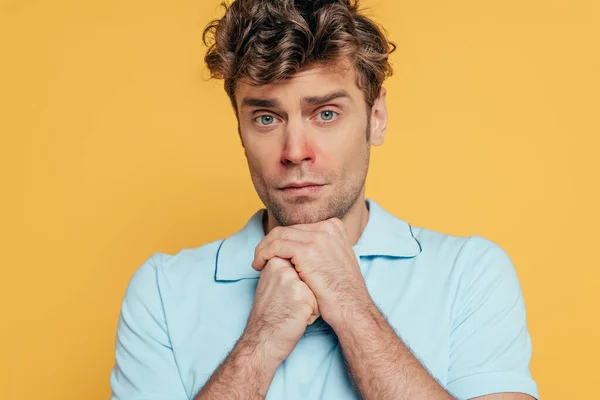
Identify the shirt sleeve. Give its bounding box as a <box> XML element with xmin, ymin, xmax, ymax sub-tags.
<box><xmin>110</xmin><ymin>254</ymin><xmax>189</xmax><ymax>400</ymax></box>
<box><xmin>446</xmin><ymin>237</ymin><xmax>539</xmax><ymax>400</ymax></box>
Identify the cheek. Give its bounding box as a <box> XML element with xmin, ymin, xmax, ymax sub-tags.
<box><xmin>317</xmin><ymin>133</ymin><xmax>366</xmax><ymax>172</ymax></box>
<box><xmin>245</xmin><ymin>143</ymin><xmax>281</xmax><ymax>178</ymax></box>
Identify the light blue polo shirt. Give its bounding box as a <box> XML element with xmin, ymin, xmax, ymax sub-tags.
<box><xmin>110</xmin><ymin>198</ymin><xmax>538</xmax><ymax>399</ymax></box>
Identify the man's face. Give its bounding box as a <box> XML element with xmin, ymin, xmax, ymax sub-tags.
<box><xmin>235</xmin><ymin>61</ymin><xmax>387</xmax><ymax>226</ymax></box>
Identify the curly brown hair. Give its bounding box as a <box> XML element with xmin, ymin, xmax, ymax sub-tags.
<box><xmin>202</xmin><ymin>0</ymin><xmax>395</xmax><ymax>113</ymax></box>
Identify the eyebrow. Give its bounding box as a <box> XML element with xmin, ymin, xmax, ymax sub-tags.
<box><xmin>301</xmin><ymin>90</ymin><xmax>351</xmax><ymax>106</ymax></box>
<box><xmin>241</xmin><ymin>97</ymin><xmax>281</xmax><ymax>109</ymax></box>
<box><xmin>240</xmin><ymin>90</ymin><xmax>351</xmax><ymax>110</ymax></box>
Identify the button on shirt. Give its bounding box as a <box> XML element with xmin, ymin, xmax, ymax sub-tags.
<box><xmin>110</xmin><ymin>199</ymin><xmax>539</xmax><ymax>399</ymax></box>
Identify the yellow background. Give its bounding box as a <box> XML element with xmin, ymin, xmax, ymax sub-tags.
<box><xmin>1</xmin><ymin>0</ymin><xmax>598</xmax><ymax>398</ymax></box>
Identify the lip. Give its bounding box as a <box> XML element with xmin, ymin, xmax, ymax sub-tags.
<box><xmin>278</xmin><ymin>183</ymin><xmax>325</xmax><ymax>195</ymax></box>
<box><xmin>280</xmin><ymin>182</ymin><xmax>323</xmax><ymax>189</ymax></box>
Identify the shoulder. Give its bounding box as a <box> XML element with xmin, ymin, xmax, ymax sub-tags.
<box><xmin>124</xmin><ymin>239</ymin><xmax>224</xmax><ymax>300</ymax></box>
<box><xmin>410</xmin><ymin>226</ymin><xmax>526</xmax><ymax>328</ymax></box>
<box><xmin>158</xmin><ymin>239</ymin><xmax>224</xmax><ymax>276</ymax></box>
<box><xmin>410</xmin><ymin>225</ymin><xmax>518</xmax><ymax>284</ymax></box>
<box><xmin>413</xmin><ymin>225</ymin><xmax>506</xmax><ymax>256</ymax></box>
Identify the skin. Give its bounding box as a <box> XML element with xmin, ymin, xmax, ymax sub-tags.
<box><xmin>195</xmin><ymin>60</ymin><xmax>535</xmax><ymax>400</ymax></box>
<box><xmin>238</xmin><ymin>61</ymin><xmax>380</xmax><ymax>235</ymax></box>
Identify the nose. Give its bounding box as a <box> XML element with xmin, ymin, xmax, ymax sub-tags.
<box><xmin>280</xmin><ymin>123</ymin><xmax>315</xmax><ymax>166</ymax></box>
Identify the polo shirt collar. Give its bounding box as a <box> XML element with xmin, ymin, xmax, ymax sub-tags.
<box><xmin>214</xmin><ymin>198</ymin><xmax>422</xmax><ymax>282</ymax></box>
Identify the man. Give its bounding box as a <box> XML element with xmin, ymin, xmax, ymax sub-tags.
<box><xmin>110</xmin><ymin>0</ymin><xmax>538</xmax><ymax>399</ymax></box>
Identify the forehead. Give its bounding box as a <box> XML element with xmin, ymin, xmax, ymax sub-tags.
<box><xmin>235</xmin><ymin>61</ymin><xmax>362</xmax><ymax>108</ymax></box>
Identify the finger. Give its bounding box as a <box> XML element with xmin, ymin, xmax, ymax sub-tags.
<box><xmin>319</xmin><ymin>218</ymin><xmax>348</xmax><ymax>241</ymax></box>
<box><xmin>264</xmin><ymin>256</ymin><xmax>293</xmax><ymax>270</ymax></box>
<box><xmin>307</xmin><ymin>296</ymin><xmax>321</xmax><ymax>325</ymax></box>
<box><xmin>327</xmin><ymin>218</ymin><xmax>348</xmax><ymax>238</ymax></box>
<box><xmin>292</xmin><ymin>218</ymin><xmax>348</xmax><ymax>240</ymax></box>
<box><xmin>253</xmin><ymin>229</ymin><xmax>315</xmax><ymax>270</ymax></box>
<box><xmin>252</xmin><ymin>239</ymin><xmax>302</xmax><ymax>271</ymax></box>
<box><xmin>262</xmin><ymin>226</ymin><xmax>317</xmax><ymax>245</ymax></box>
<box><xmin>283</xmin><ymin>221</ymin><xmax>327</xmax><ymax>233</ymax></box>
<box><xmin>252</xmin><ymin>239</ymin><xmax>307</xmax><ymax>271</ymax></box>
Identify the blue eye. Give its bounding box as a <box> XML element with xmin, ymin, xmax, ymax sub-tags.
<box><xmin>257</xmin><ymin>115</ymin><xmax>275</xmax><ymax>125</ymax></box>
<box><xmin>319</xmin><ymin>110</ymin><xmax>337</xmax><ymax>121</ymax></box>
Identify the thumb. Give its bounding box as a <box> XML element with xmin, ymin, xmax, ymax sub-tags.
<box><xmin>307</xmin><ymin>296</ymin><xmax>321</xmax><ymax>325</ymax></box>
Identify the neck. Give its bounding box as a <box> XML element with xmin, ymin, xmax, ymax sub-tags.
<box><xmin>263</xmin><ymin>196</ymin><xmax>370</xmax><ymax>246</ymax></box>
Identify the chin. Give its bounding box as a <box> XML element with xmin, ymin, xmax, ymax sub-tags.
<box><xmin>270</xmin><ymin>198</ymin><xmax>338</xmax><ymax>226</ymax></box>
<box><xmin>283</xmin><ymin>213</ymin><xmax>323</xmax><ymax>226</ymax></box>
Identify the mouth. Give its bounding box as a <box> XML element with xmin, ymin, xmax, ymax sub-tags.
<box><xmin>278</xmin><ymin>182</ymin><xmax>325</xmax><ymax>196</ymax></box>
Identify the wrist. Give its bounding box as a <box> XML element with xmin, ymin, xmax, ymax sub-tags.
<box><xmin>328</xmin><ymin>299</ymin><xmax>380</xmax><ymax>334</ymax></box>
<box><xmin>236</xmin><ymin>331</ymin><xmax>283</xmax><ymax>374</ymax></box>
<box><xmin>196</xmin><ymin>332</ymin><xmax>281</xmax><ymax>399</ymax></box>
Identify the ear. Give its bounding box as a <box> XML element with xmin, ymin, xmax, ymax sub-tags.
<box><xmin>369</xmin><ymin>87</ymin><xmax>388</xmax><ymax>146</ymax></box>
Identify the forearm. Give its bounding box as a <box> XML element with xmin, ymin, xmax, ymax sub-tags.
<box><xmin>194</xmin><ymin>334</ymin><xmax>280</xmax><ymax>399</ymax></box>
<box><xmin>334</xmin><ymin>305</ymin><xmax>454</xmax><ymax>400</ymax></box>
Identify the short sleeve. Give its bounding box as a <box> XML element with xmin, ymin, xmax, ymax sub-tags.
<box><xmin>447</xmin><ymin>237</ymin><xmax>538</xmax><ymax>400</ymax></box>
<box><xmin>110</xmin><ymin>254</ymin><xmax>189</xmax><ymax>399</ymax></box>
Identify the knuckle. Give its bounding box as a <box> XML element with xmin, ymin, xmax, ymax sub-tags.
<box><xmin>333</xmin><ymin>218</ymin><xmax>344</xmax><ymax>229</ymax></box>
<box><xmin>314</xmin><ymin>231</ymin><xmax>328</xmax><ymax>242</ymax></box>
<box><xmin>276</xmin><ymin>263</ymin><xmax>293</xmax><ymax>275</ymax></box>
<box><xmin>254</xmin><ymin>245</ymin><xmax>263</xmax><ymax>259</ymax></box>
<box><xmin>289</xmin><ymin>281</ymin><xmax>308</xmax><ymax>302</ymax></box>
<box><xmin>263</xmin><ymin>257</ymin><xmax>285</xmax><ymax>273</ymax></box>
<box><xmin>323</xmin><ymin>220</ymin><xmax>339</xmax><ymax>234</ymax></box>
<box><xmin>273</xmin><ymin>261</ymin><xmax>295</xmax><ymax>279</ymax></box>
<box><xmin>269</xmin><ymin>257</ymin><xmax>290</xmax><ymax>269</ymax></box>
<box><xmin>268</xmin><ymin>257</ymin><xmax>285</xmax><ymax>267</ymax></box>
<box><xmin>304</xmin><ymin>246</ymin><xmax>316</xmax><ymax>259</ymax></box>
<box><xmin>271</xmin><ymin>226</ymin><xmax>284</xmax><ymax>236</ymax></box>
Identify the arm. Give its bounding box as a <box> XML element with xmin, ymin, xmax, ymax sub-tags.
<box><xmin>334</xmin><ymin>307</ymin><xmax>537</xmax><ymax>400</ymax></box>
<box><xmin>472</xmin><ymin>395</ymin><xmax>536</xmax><ymax>400</ymax></box>
<box><xmin>110</xmin><ymin>255</ymin><xmax>188</xmax><ymax>399</ymax></box>
<box><xmin>194</xmin><ymin>334</ymin><xmax>280</xmax><ymax>399</ymax></box>
<box><xmin>252</xmin><ymin>220</ymin><xmax>454</xmax><ymax>399</ymax></box>
<box><xmin>446</xmin><ymin>237</ymin><xmax>538</xmax><ymax>399</ymax></box>
<box><xmin>335</xmin><ymin>237</ymin><xmax>538</xmax><ymax>400</ymax></box>
<box><xmin>197</xmin><ymin>256</ymin><xmax>319</xmax><ymax>399</ymax></box>
<box><xmin>251</xmin><ymin>222</ymin><xmax>538</xmax><ymax>400</ymax></box>
<box><xmin>334</xmin><ymin>301</ymin><xmax>538</xmax><ymax>400</ymax></box>
<box><xmin>334</xmin><ymin>303</ymin><xmax>454</xmax><ymax>400</ymax></box>
<box><xmin>113</xmin><ymin>254</ymin><xmax>313</xmax><ymax>399</ymax></box>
